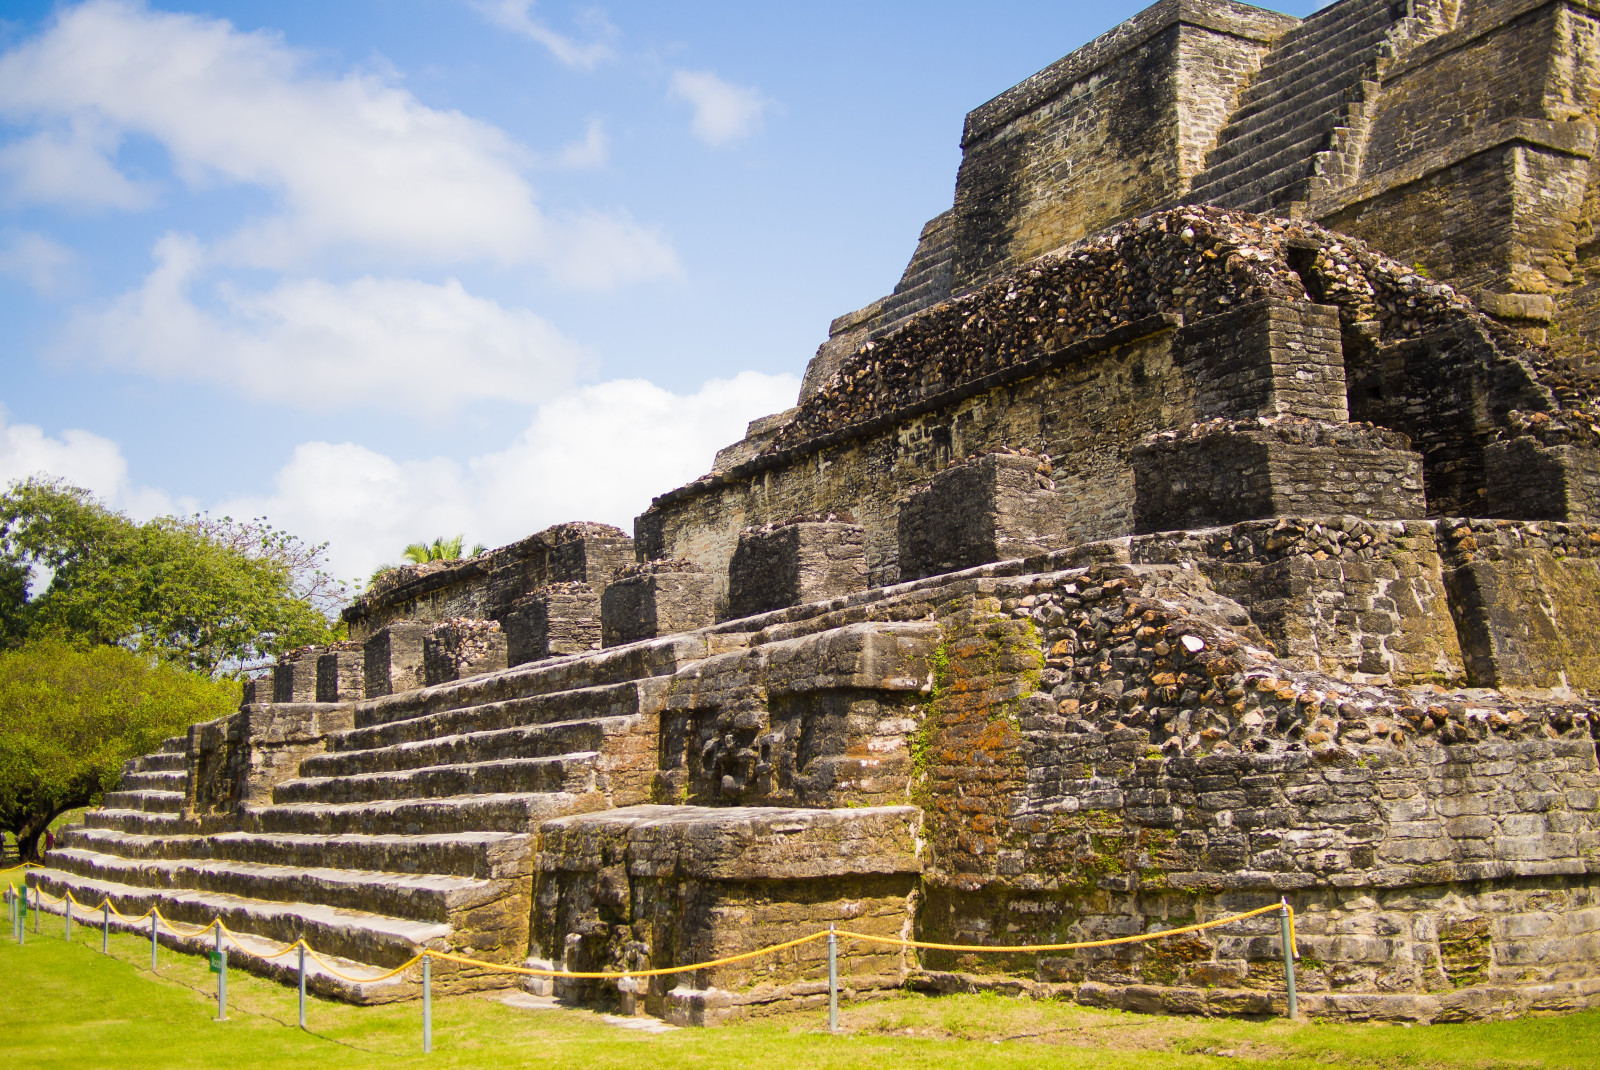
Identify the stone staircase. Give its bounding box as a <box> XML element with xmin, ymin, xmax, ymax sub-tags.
<box><xmin>91</xmin><ymin>735</ymin><xmax>189</xmax><ymax>834</ymax></box>
<box><xmin>1186</xmin><ymin>0</ymin><xmax>1437</xmax><ymax>214</ymax></box>
<box><xmin>31</xmin><ymin>637</ymin><xmax>697</xmax><ymax>1001</ymax></box>
<box><xmin>873</xmin><ymin>210</ymin><xmax>955</xmax><ymax>337</ymax></box>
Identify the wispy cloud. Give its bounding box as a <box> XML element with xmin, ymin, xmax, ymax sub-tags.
<box><xmin>61</xmin><ymin>232</ymin><xmax>596</xmax><ymax>414</ymax></box>
<box><xmin>0</xmin><ymin>0</ymin><xmax>671</xmax><ymax>282</ymax></box>
<box><xmin>216</xmin><ymin>370</ymin><xmax>800</xmax><ymax>580</ymax></box>
<box><xmin>669</xmin><ymin>69</ymin><xmax>770</xmax><ymax>147</ymax></box>
<box><xmin>0</xmin><ymin>230</ymin><xmax>80</xmax><ymax>296</ymax></box>
<box><xmin>468</xmin><ymin>1</ymin><xmax>615</xmax><ymax>70</ymax></box>
<box><xmin>555</xmin><ymin>118</ymin><xmax>607</xmax><ymax>169</ymax></box>
<box><xmin>0</xmin><ymin>407</ymin><xmax>178</xmax><ymax>519</ymax></box>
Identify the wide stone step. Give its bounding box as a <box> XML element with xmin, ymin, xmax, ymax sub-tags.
<box><xmin>273</xmin><ymin>754</ymin><xmax>599</xmax><ymax>806</ymax></box>
<box><xmin>48</xmin><ymin>847</ymin><xmax>505</xmax><ymax>924</ymax></box>
<box><xmin>120</xmin><ymin>770</ymin><xmax>186</xmax><ymax>792</ymax></box>
<box><xmin>353</xmin><ymin>634</ymin><xmax>702</xmax><ymax>731</ymax></box>
<box><xmin>100</xmin><ymin>790</ymin><xmax>185</xmax><ymax>814</ymax></box>
<box><xmin>1248</xmin><ymin>19</ymin><xmax>1394</xmax><ymax>100</ymax></box>
<box><xmin>29</xmin><ymin>868</ymin><xmax>448</xmax><ymax>975</ymax></box>
<box><xmin>1191</xmin><ymin>133</ymin><xmax>1331</xmax><ymax>207</ymax></box>
<box><xmin>61</xmin><ymin>826</ymin><xmax>531</xmax><ymax>881</ymax></box>
<box><xmin>249</xmin><ymin>792</ymin><xmax>585</xmax><ymax>837</ymax></box>
<box><xmin>304</xmin><ymin>716</ymin><xmax>634</xmax><ymax>779</ymax></box>
<box><xmin>84</xmin><ymin>808</ymin><xmax>186</xmax><ymax>835</ymax></box>
<box><xmin>28</xmin><ymin>874</ymin><xmax>417</xmax><ymax>1003</ymax></box>
<box><xmin>333</xmin><ymin>680</ymin><xmax>656</xmax><ymax>753</ymax></box>
<box><xmin>1245</xmin><ymin>4</ymin><xmax>1397</xmax><ymax>88</ymax></box>
<box><xmin>134</xmin><ymin>751</ymin><xmax>186</xmax><ymax>773</ymax></box>
<box><xmin>1208</xmin><ymin>82</ymin><xmax>1357</xmax><ymax>165</ymax></box>
<box><xmin>1197</xmin><ymin>125</ymin><xmax>1336</xmax><ymax>195</ymax></box>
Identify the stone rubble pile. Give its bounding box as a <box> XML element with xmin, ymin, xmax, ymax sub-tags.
<box><xmin>615</xmin><ymin>558</ymin><xmax>702</xmax><ymax>578</ymax></box>
<box><xmin>1009</xmin><ymin>566</ymin><xmax>1598</xmax><ymax>763</ymax></box>
<box><xmin>1139</xmin><ymin>414</ymin><xmax>1413</xmax><ymax>451</ymax></box>
<box><xmin>767</xmin><ymin>205</ymin><xmax>1598</xmax><ymax>455</ymax></box>
<box><xmin>739</xmin><ymin>510</ymin><xmax>856</xmax><ymax>536</ymax></box>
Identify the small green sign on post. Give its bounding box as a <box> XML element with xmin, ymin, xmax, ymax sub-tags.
<box><xmin>208</xmin><ymin>950</ymin><xmax>223</xmax><ymax>973</ymax></box>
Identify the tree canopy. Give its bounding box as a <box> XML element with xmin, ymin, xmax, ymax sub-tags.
<box><xmin>0</xmin><ymin>637</ymin><xmax>239</xmax><ymax>860</ymax></box>
<box><xmin>0</xmin><ymin>478</ymin><xmax>344</xmax><ymax>674</ymax></box>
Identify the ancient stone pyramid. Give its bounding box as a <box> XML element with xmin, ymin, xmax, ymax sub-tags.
<box><xmin>35</xmin><ymin>0</ymin><xmax>1600</xmax><ymax>1024</ymax></box>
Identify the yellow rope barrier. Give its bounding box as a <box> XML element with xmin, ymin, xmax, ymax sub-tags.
<box><xmin>18</xmin><ymin>872</ymin><xmax>1298</xmax><ymax>987</ymax></box>
<box><xmin>833</xmin><ymin>902</ymin><xmax>1287</xmax><ymax>953</ymax></box>
<box><xmin>0</xmin><ymin>862</ymin><xmax>42</xmax><ymax>876</ymax></box>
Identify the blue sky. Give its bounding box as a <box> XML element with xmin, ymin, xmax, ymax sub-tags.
<box><xmin>0</xmin><ymin>0</ymin><xmax>1322</xmax><ymax>582</ymax></box>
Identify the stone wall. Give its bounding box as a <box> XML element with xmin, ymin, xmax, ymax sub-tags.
<box><xmin>344</xmin><ymin>522</ymin><xmax>632</xmax><ymax>640</ymax></box>
<box><xmin>950</xmin><ymin>0</ymin><xmax>1292</xmax><ymax>290</ymax></box>
<box><xmin>532</xmin><ymin>806</ymin><xmax>921</xmax><ymax>1025</ymax></box>
<box><xmin>188</xmin><ymin>703</ymin><xmax>354</xmax><ymax>819</ymax></box>
<box><xmin>648</xmin><ymin>208</ymin><xmax>1595</xmax><ymax>605</ymax></box>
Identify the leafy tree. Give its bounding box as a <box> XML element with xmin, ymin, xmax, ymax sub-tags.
<box><xmin>0</xmin><ymin>638</ymin><xmax>238</xmax><ymax>861</ymax></box>
<box><xmin>0</xmin><ymin>478</ymin><xmax>343</xmax><ymax>674</ymax></box>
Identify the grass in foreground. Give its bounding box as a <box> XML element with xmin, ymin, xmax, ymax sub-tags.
<box><xmin>2</xmin><ymin>877</ymin><xmax>1597</xmax><ymax>1070</ymax></box>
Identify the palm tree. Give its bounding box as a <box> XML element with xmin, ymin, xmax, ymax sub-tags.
<box><xmin>401</xmin><ymin>534</ymin><xmax>482</xmax><ymax>564</ymax></box>
<box><xmin>370</xmin><ymin>535</ymin><xmax>487</xmax><ymax>586</ymax></box>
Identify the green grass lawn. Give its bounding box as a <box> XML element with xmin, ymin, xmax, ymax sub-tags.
<box><xmin>3</xmin><ymin>865</ymin><xmax>1599</xmax><ymax>1070</ymax></box>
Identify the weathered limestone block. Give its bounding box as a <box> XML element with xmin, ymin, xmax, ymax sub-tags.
<box><xmin>315</xmin><ymin>643</ymin><xmax>365</xmax><ymax>702</ymax></box>
<box><xmin>532</xmin><ymin>804</ymin><xmax>921</xmax><ymax>1024</ymax></box>
<box><xmin>1440</xmin><ymin>519</ymin><xmax>1600</xmax><ymax>690</ymax></box>
<box><xmin>726</xmin><ymin>516</ymin><xmax>867</xmax><ymax>619</ymax></box>
<box><xmin>422</xmin><ymin>619</ymin><xmax>508</xmax><ymax>686</ymax></box>
<box><xmin>1132</xmin><ymin>418</ymin><xmax>1425</xmax><ymax>533</ymax></box>
<box><xmin>503</xmin><ymin>582</ymin><xmax>601</xmax><ymax>666</ymax></box>
<box><xmin>240</xmin><ymin>676</ymin><xmax>269</xmax><ymax>704</ymax></box>
<box><xmin>601</xmin><ymin>562</ymin><xmax>715</xmax><ymax>647</ymax></box>
<box><xmin>898</xmin><ymin>452</ymin><xmax>1065</xmax><ymax>580</ymax></box>
<box><xmin>1129</xmin><ymin>518</ymin><xmax>1466</xmax><ymax>685</ymax></box>
<box><xmin>272</xmin><ymin>649</ymin><xmax>321</xmax><ymax>703</ymax></box>
<box><xmin>658</xmin><ymin>621</ymin><xmax>936</xmax><ymax>808</ymax></box>
<box><xmin>188</xmin><ymin>703</ymin><xmax>354</xmax><ymax>817</ymax></box>
<box><xmin>362</xmin><ymin>621</ymin><xmax>433</xmax><ymax>697</ymax></box>
<box><xmin>342</xmin><ymin>521</ymin><xmax>633</xmax><ymax>640</ymax></box>
<box><xmin>1178</xmin><ymin>299</ymin><xmax>1347</xmax><ymax>423</ymax></box>
<box><xmin>1485</xmin><ymin>437</ymin><xmax>1600</xmax><ymax>524</ymax></box>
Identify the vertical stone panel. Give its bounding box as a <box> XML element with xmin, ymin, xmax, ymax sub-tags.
<box><xmin>362</xmin><ymin>621</ymin><xmax>433</xmax><ymax>697</ymax></box>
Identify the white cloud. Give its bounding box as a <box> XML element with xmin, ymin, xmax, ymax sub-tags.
<box><xmin>0</xmin><ymin>0</ymin><xmax>673</xmax><ymax>282</ymax></box>
<box><xmin>669</xmin><ymin>69</ymin><xmax>769</xmax><ymax>146</ymax></box>
<box><xmin>555</xmin><ymin>118</ymin><xmax>607</xmax><ymax>169</ymax></box>
<box><xmin>0</xmin><ymin>408</ymin><xmax>176</xmax><ymax>519</ymax></box>
<box><xmin>62</xmin><ymin>232</ymin><xmax>591</xmax><ymax>412</ymax></box>
<box><xmin>0</xmin><ymin>231</ymin><xmax>80</xmax><ymax>296</ymax></box>
<box><xmin>0</xmin><ymin>119</ymin><xmax>154</xmax><ymax>210</ymax></box>
<box><xmin>217</xmin><ymin>370</ymin><xmax>800</xmax><ymax>581</ymax></box>
<box><xmin>468</xmin><ymin>1</ymin><xmax>615</xmax><ymax>69</ymax></box>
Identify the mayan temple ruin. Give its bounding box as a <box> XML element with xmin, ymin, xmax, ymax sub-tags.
<box><xmin>33</xmin><ymin>0</ymin><xmax>1600</xmax><ymax>1025</ymax></box>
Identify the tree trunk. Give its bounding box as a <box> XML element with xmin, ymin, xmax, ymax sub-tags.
<box><xmin>16</xmin><ymin>803</ymin><xmax>76</xmax><ymax>863</ymax></box>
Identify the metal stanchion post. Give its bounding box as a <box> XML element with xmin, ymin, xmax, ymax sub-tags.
<box><xmin>1279</xmin><ymin>898</ymin><xmax>1298</xmax><ymax>1021</ymax></box>
<box><xmin>17</xmin><ymin>888</ymin><xmax>24</xmax><ymax>945</ymax></box>
<box><xmin>298</xmin><ymin>944</ymin><xmax>307</xmax><ymax>1029</ymax></box>
<box><xmin>64</xmin><ymin>895</ymin><xmax>71</xmax><ymax>941</ymax></box>
<box><xmin>150</xmin><ymin>911</ymin><xmax>158</xmax><ymax>971</ymax></box>
<box><xmin>215</xmin><ymin>925</ymin><xmax>228</xmax><ymax>1021</ymax></box>
<box><xmin>827</xmin><ymin>924</ymin><xmax>838</xmax><ymax>1035</ymax></box>
<box><xmin>422</xmin><ymin>954</ymin><xmax>433</xmax><ymax>1054</ymax></box>
<box><xmin>102</xmin><ymin>903</ymin><xmax>109</xmax><ymax>954</ymax></box>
